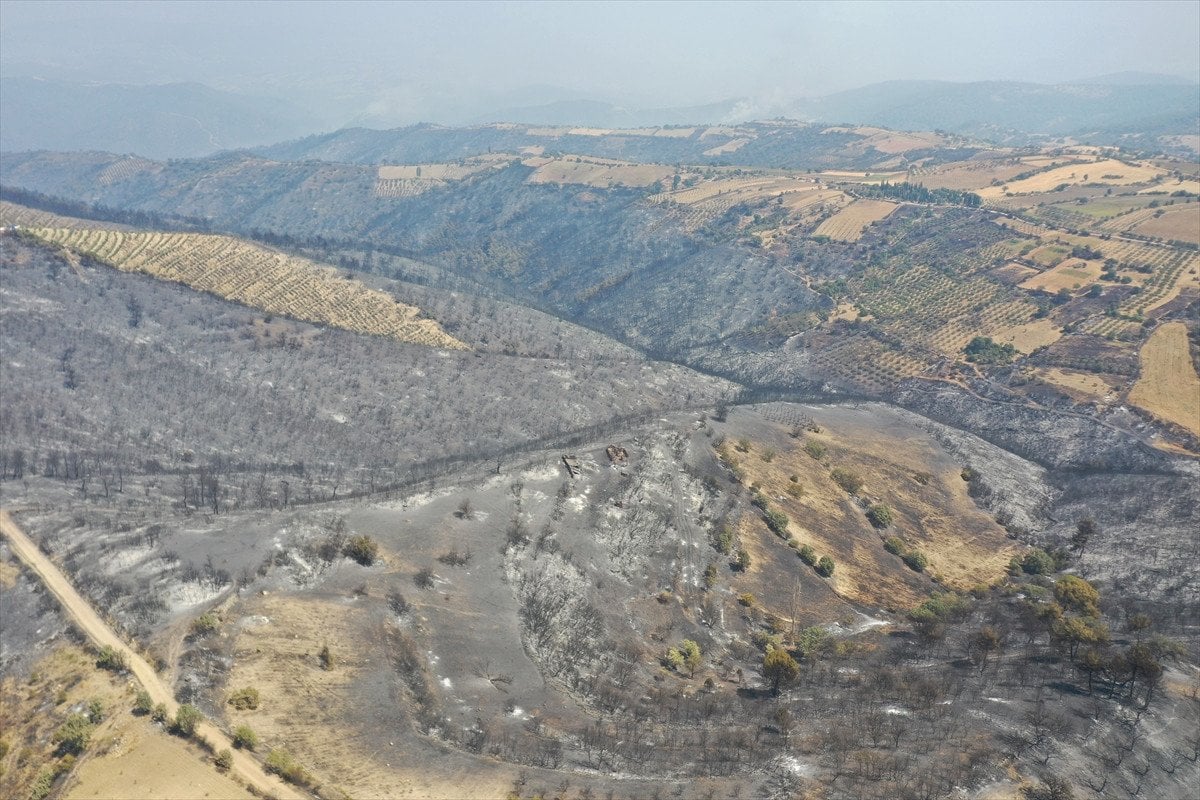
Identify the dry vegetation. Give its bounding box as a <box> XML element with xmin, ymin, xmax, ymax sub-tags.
<box><xmin>22</xmin><ymin>227</ymin><xmax>467</xmax><ymax>349</ymax></box>
<box><xmin>374</xmin><ymin>155</ymin><xmax>516</xmax><ymax>197</ymax></box>
<box><xmin>811</xmin><ymin>199</ymin><xmax>898</xmax><ymax>241</ymax></box>
<box><xmin>1128</xmin><ymin>322</ymin><xmax>1200</xmax><ymax>439</ymax></box>
<box><xmin>524</xmin><ymin>155</ymin><xmax>675</xmax><ymax>188</ymax></box>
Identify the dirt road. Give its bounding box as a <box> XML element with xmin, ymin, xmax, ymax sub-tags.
<box><xmin>0</xmin><ymin>508</ymin><xmax>307</xmax><ymax>800</ymax></box>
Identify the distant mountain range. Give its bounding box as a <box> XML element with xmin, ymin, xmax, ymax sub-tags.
<box><xmin>0</xmin><ymin>77</ymin><xmax>316</xmax><ymax>158</ymax></box>
<box><xmin>1</xmin><ymin>72</ymin><xmax>1195</xmax><ymax>160</ymax></box>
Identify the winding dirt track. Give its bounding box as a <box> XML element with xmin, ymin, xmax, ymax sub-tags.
<box><xmin>0</xmin><ymin>508</ymin><xmax>306</xmax><ymax>800</ymax></box>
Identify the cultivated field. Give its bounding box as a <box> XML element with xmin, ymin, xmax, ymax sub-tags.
<box><xmin>524</xmin><ymin>156</ymin><xmax>675</xmax><ymax>188</ymax></box>
<box><xmin>0</xmin><ymin>200</ymin><xmax>132</xmax><ymax>230</ymax></box>
<box><xmin>811</xmin><ymin>199</ymin><xmax>898</xmax><ymax>241</ymax></box>
<box><xmin>978</xmin><ymin>158</ymin><xmax>1166</xmax><ymax>197</ymax></box>
<box><xmin>22</xmin><ymin>227</ymin><xmax>467</xmax><ymax>349</ymax></box>
<box><xmin>1128</xmin><ymin>322</ymin><xmax>1200</xmax><ymax>439</ymax></box>
<box><xmin>374</xmin><ymin>156</ymin><xmax>515</xmax><ymax>197</ymax></box>
<box><xmin>1018</xmin><ymin>257</ymin><xmax>1101</xmax><ymax>293</ymax></box>
<box><xmin>1131</xmin><ymin>203</ymin><xmax>1200</xmax><ymax>244</ymax></box>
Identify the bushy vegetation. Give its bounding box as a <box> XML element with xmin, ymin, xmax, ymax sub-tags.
<box><xmin>190</xmin><ymin>611</ymin><xmax>220</xmax><ymax>637</ymax></box>
<box><xmin>343</xmin><ymin>534</ymin><xmax>379</xmax><ymax>566</ymax></box>
<box><xmin>666</xmin><ymin>640</ymin><xmax>702</xmax><ymax>677</ymax></box>
<box><xmin>858</xmin><ymin>180</ymin><xmax>983</xmax><ymax>208</ymax></box>
<box><xmin>815</xmin><ymin>556</ymin><xmax>836</xmax><ymax>577</ymax></box>
<box><xmin>232</xmin><ymin>724</ymin><xmax>259</xmax><ymax>751</ymax></box>
<box><xmin>763</xmin><ymin>647</ymin><xmax>799</xmax><ymax>694</ymax></box>
<box><xmin>265</xmin><ymin>748</ymin><xmax>315</xmax><ymax>788</ymax></box>
<box><xmin>1020</xmin><ymin>548</ymin><xmax>1057</xmax><ymax>575</ymax></box>
<box><xmin>133</xmin><ymin>689</ymin><xmax>154</xmax><ymax>715</ymax></box>
<box><xmin>902</xmin><ymin>550</ymin><xmax>929</xmax><ymax>572</ymax></box>
<box><xmin>227</xmin><ymin>686</ymin><xmax>261</xmax><ymax>711</ymax></box>
<box><xmin>964</xmin><ymin>336</ymin><xmax>1017</xmax><ymax>365</ymax></box>
<box><xmin>763</xmin><ymin>508</ymin><xmax>790</xmax><ymax>537</ymax></box>
<box><xmin>172</xmin><ymin>704</ymin><xmax>203</xmax><ymax>737</ymax></box>
<box><xmin>866</xmin><ymin>504</ymin><xmax>894</xmax><ymax>529</ymax></box>
<box><xmin>214</xmin><ymin>748</ymin><xmax>233</xmax><ymax>771</ymax></box>
<box><xmin>94</xmin><ymin>644</ymin><xmax>127</xmax><ymax>672</ymax></box>
<box><xmin>829</xmin><ymin>467</ymin><xmax>865</xmax><ymax>495</ymax></box>
<box><xmin>52</xmin><ymin>713</ymin><xmax>94</xmax><ymax>755</ymax></box>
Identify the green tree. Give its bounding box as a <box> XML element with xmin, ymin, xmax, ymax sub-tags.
<box><xmin>233</xmin><ymin>725</ymin><xmax>259</xmax><ymax>751</ymax></box>
<box><xmin>866</xmin><ymin>504</ymin><xmax>894</xmax><ymax>529</ymax></box>
<box><xmin>679</xmin><ymin>639</ymin><xmax>702</xmax><ymax>677</ymax></box>
<box><xmin>1054</xmin><ymin>575</ymin><xmax>1100</xmax><ymax>617</ymax></box>
<box><xmin>172</xmin><ymin>704</ymin><xmax>203</xmax><ymax>738</ymax></box>
<box><xmin>1021</xmin><ymin>548</ymin><xmax>1056</xmax><ymax>575</ymax></box>
<box><xmin>815</xmin><ymin>556</ymin><xmax>835</xmax><ymax>577</ymax></box>
<box><xmin>95</xmin><ymin>644</ymin><xmax>128</xmax><ymax>672</ymax></box>
<box><xmin>52</xmin><ymin>713</ymin><xmax>94</xmax><ymax>755</ymax></box>
<box><xmin>763</xmin><ymin>647</ymin><xmax>799</xmax><ymax>694</ymax></box>
<box><xmin>133</xmin><ymin>689</ymin><xmax>154</xmax><ymax>715</ymax></box>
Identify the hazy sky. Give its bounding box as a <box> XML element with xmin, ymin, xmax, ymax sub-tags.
<box><xmin>2</xmin><ymin>0</ymin><xmax>1197</xmax><ymax>122</ymax></box>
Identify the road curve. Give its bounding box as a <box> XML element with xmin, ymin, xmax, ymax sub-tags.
<box><xmin>0</xmin><ymin>508</ymin><xmax>307</xmax><ymax>800</ymax></box>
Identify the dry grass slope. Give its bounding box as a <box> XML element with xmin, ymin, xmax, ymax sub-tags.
<box><xmin>1128</xmin><ymin>322</ymin><xmax>1200</xmax><ymax>439</ymax></box>
<box><xmin>24</xmin><ymin>227</ymin><xmax>467</xmax><ymax>349</ymax></box>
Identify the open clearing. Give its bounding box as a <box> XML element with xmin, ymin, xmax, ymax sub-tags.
<box><xmin>66</xmin><ymin>716</ymin><xmax>252</xmax><ymax>800</ymax></box>
<box><xmin>1032</xmin><ymin>367</ymin><xmax>1125</xmax><ymax>404</ymax></box>
<box><xmin>1018</xmin><ymin>257</ymin><xmax>1101</xmax><ymax>293</ymax></box>
<box><xmin>23</xmin><ymin>226</ymin><xmax>466</xmax><ymax>349</ymax></box>
<box><xmin>1128</xmin><ymin>322</ymin><xmax>1200</xmax><ymax>439</ymax></box>
<box><xmin>1132</xmin><ymin>204</ymin><xmax>1200</xmax><ymax>245</ymax></box>
<box><xmin>979</xmin><ymin>158</ymin><xmax>1166</xmax><ymax>198</ymax></box>
<box><xmin>812</xmin><ymin>199</ymin><xmax>898</xmax><ymax>241</ymax></box>
<box><xmin>525</xmin><ymin>156</ymin><xmax>674</xmax><ymax>188</ymax></box>
<box><xmin>727</xmin><ymin>407</ymin><xmax>1018</xmax><ymax>612</ymax></box>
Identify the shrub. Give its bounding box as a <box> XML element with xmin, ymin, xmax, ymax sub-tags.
<box><xmin>866</xmin><ymin>504</ymin><xmax>894</xmax><ymax>529</ymax></box>
<box><xmin>737</xmin><ymin>592</ymin><xmax>756</xmax><ymax>607</ymax></box>
<box><xmin>761</xmin><ymin>449</ymin><xmax>776</xmax><ymax>463</ymax></box>
<box><xmin>902</xmin><ymin>550</ymin><xmax>929</xmax><ymax>572</ymax></box>
<box><xmin>232</xmin><ymin>725</ymin><xmax>258</xmax><ymax>751</ymax></box>
<box><xmin>1021</xmin><ymin>548</ymin><xmax>1056</xmax><ymax>575</ymax></box>
<box><xmin>95</xmin><ymin>644</ymin><xmax>128</xmax><ymax>672</ymax></box>
<box><xmin>227</xmin><ymin>687</ymin><xmax>260</xmax><ymax>711</ymax></box>
<box><xmin>763</xmin><ymin>509</ymin><xmax>790</xmax><ymax>537</ymax></box>
<box><xmin>414</xmin><ymin>566</ymin><xmax>435</xmax><ymax>589</ymax></box>
<box><xmin>52</xmin><ymin>713</ymin><xmax>93</xmax><ymax>755</ymax></box>
<box><xmin>703</xmin><ymin>563</ymin><xmax>718</xmax><ymax>589</ymax></box>
<box><xmin>87</xmin><ymin>698</ymin><xmax>104</xmax><ymax>722</ymax></box>
<box><xmin>815</xmin><ymin>556</ymin><xmax>835</xmax><ymax>577</ymax></box>
<box><xmin>797</xmin><ymin>544</ymin><xmax>817</xmax><ymax>566</ymax></box>
<box><xmin>830</xmin><ymin>467</ymin><xmax>864</xmax><ymax>495</ymax></box>
<box><xmin>736</xmin><ymin>438</ymin><xmax>751</xmax><ymax>453</ymax></box>
<box><xmin>803</xmin><ymin>440</ymin><xmax>827</xmax><ymax>460</ymax></box>
<box><xmin>172</xmin><ymin>704</ymin><xmax>203</xmax><ymax>737</ymax></box>
<box><xmin>343</xmin><ymin>534</ymin><xmax>379</xmax><ymax>566</ymax></box>
<box><xmin>28</xmin><ymin>769</ymin><xmax>55</xmax><ymax>800</ymax></box>
<box><xmin>883</xmin><ymin>536</ymin><xmax>905</xmax><ymax>555</ymax></box>
<box><xmin>151</xmin><ymin>703</ymin><xmax>169</xmax><ymax>723</ymax></box>
<box><xmin>265</xmin><ymin>748</ymin><xmax>313</xmax><ymax>787</ymax></box>
<box><xmin>733</xmin><ymin>548</ymin><xmax>751</xmax><ymax>571</ymax></box>
<box><xmin>786</xmin><ymin>483</ymin><xmax>804</xmax><ymax>498</ymax></box>
<box><xmin>214</xmin><ymin>748</ymin><xmax>233</xmax><ymax>771</ymax></box>
<box><xmin>191</xmin><ymin>612</ymin><xmax>219</xmax><ymax>637</ymax></box>
<box><xmin>133</xmin><ymin>689</ymin><xmax>154</xmax><ymax>715</ymax></box>
<box><xmin>714</xmin><ymin>525</ymin><xmax>734</xmax><ymax>555</ymax></box>
<box><xmin>318</xmin><ymin>644</ymin><xmax>334</xmax><ymax>671</ymax></box>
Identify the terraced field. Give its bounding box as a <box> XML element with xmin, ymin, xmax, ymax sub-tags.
<box><xmin>525</xmin><ymin>155</ymin><xmax>675</xmax><ymax>188</ymax></box>
<box><xmin>0</xmin><ymin>200</ymin><xmax>131</xmax><ymax>230</ymax></box>
<box><xmin>374</xmin><ymin>156</ymin><xmax>515</xmax><ymax>197</ymax></box>
<box><xmin>22</xmin><ymin>228</ymin><xmax>467</xmax><ymax>348</ymax></box>
<box><xmin>811</xmin><ymin>199</ymin><xmax>898</xmax><ymax>241</ymax></box>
